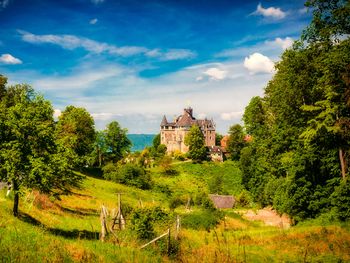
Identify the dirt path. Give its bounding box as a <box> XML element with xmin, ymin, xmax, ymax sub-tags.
<box><xmin>238</xmin><ymin>207</ymin><xmax>291</xmax><ymax>229</ymax></box>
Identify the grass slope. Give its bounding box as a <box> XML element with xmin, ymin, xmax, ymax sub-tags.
<box><xmin>1</xmin><ymin>161</ymin><xmax>349</xmax><ymax>262</ymax></box>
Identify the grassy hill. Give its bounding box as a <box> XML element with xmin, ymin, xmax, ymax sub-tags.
<box><xmin>1</xmin><ymin>161</ymin><xmax>349</xmax><ymax>262</ymax></box>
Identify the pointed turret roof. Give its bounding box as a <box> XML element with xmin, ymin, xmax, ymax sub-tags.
<box><xmin>160</xmin><ymin>115</ymin><xmax>168</xmax><ymax>126</ymax></box>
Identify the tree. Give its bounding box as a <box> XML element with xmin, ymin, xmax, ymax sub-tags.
<box><xmin>215</xmin><ymin>133</ymin><xmax>223</xmax><ymax>146</ymax></box>
<box><xmin>227</xmin><ymin>124</ymin><xmax>245</xmax><ymax>161</ymax></box>
<box><xmin>104</xmin><ymin>121</ymin><xmax>131</xmax><ymax>162</ymax></box>
<box><xmin>56</xmin><ymin>106</ymin><xmax>96</xmax><ymax>166</ymax></box>
<box><xmin>152</xmin><ymin>133</ymin><xmax>161</xmax><ymax>149</ymax></box>
<box><xmin>0</xmin><ymin>79</ymin><xmax>80</xmax><ymax>216</ymax></box>
<box><xmin>184</xmin><ymin>125</ymin><xmax>207</xmax><ymax>162</ymax></box>
<box><xmin>303</xmin><ymin>0</ymin><xmax>350</xmax><ymax>43</ymax></box>
<box><xmin>90</xmin><ymin>130</ymin><xmax>108</xmax><ymax>167</ymax></box>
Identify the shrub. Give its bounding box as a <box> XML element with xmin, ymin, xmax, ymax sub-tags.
<box><xmin>169</xmin><ymin>195</ymin><xmax>186</xmax><ymax>210</ymax></box>
<box><xmin>130</xmin><ymin>209</ymin><xmax>155</xmax><ymax>240</ymax></box>
<box><xmin>172</xmin><ymin>150</ymin><xmax>186</xmax><ymax>161</ymax></box>
<box><xmin>102</xmin><ymin>163</ymin><xmax>152</xmax><ymax>190</ymax></box>
<box><xmin>182</xmin><ymin>210</ymin><xmax>223</xmax><ymax>231</ymax></box>
<box><xmin>236</xmin><ymin>190</ymin><xmax>251</xmax><ymax>208</ymax></box>
<box><xmin>130</xmin><ymin>207</ymin><xmax>171</xmax><ymax>240</ymax></box>
<box><xmin>331</xmin><ymin>179</ymin><xmax>350</xmax><ymax>221</ymax></box>
<box><xmin>158</xmin><ymin>156</ymin><xmax>178</xmax><ymax>175</ymax></box>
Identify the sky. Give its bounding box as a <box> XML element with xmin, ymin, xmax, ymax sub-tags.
<box><xmin>0</xmin><ymin>0</ymin><xmax>312</xmax><ymax>134</ymax></box>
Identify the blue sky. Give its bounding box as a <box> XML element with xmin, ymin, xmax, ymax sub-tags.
<box><xmin>0</xmin><ymin>0</ymin><xmax>311</xmax><ymax>134</ymax></box>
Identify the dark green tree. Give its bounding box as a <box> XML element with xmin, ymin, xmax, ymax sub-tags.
<box><xmin>227</xmin><ymin>124</ymin><xmax>245</xmax><ymax>161</ymax></box>
<box><xmin>105</xmin><ymin>121</ymin><xmax>131</xmax><ymax>162</ymax></box>
<box><xmin>0</xmin><ymin>78</ymin><xmax>80</xmax><ymax>216</ymax></box>
<box><xmin>239</xmin><ymin>0</ymin><xmax>350</xmax><ymax>221</ymax></box>
<box><xmin>152</xmin><ymin>133</ymin><xmax>161</xmax><ymax>149</ymax></box>
<box><xmin>184</xmin><ymin>125</ymin><xmax>207</xmax><ymax>163</ymax></box>
<box><xmin>215</xmin><ymin>133</ymin><xmax>223</xmax><ymax>146</ymax></box>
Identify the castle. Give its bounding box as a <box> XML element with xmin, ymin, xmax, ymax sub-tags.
<box><xmin>160</xmin><ymin>107</ymin><xmax>216</xmax><ymax>153</ymax></box>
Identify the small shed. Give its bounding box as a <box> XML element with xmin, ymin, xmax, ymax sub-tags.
<box><xmin>209</xmin><ymin>194</ymin><xmax>235</xmax><ymax>209</ymax></box>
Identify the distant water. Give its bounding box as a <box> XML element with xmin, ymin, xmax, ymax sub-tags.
<box><xmin>127</xmin><ymin>134</ymin><xmax>156</xmax><ymax>152</ymax></box>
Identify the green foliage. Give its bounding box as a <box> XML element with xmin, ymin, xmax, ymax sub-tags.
<box><xmin>158</xmin><ymin>155</ymin><xmax>178</xmax><ymax>175</ymax></box>
<box><xmin>236</xmin><ymin>190</ymin><xmax>252</xmax><ymax>208</ymax></box>
<box><xmin>184</xmin><ymin>125</ymin><xmax>207</xmax><ymax>163</ymax></box>
<box><xmin>215</xmin><ymin>133</ymin><xmax>223</xmax><ymax>146</ymax></box>
<box><xmin>331</xmin><ymin>179</ymin><xmax>350</xmax><ymax>221</ymax></box>
<box><xmin>181</xmin><ymin>210</ymin><xmax>223</xmax><ymax>231</ymax></box>
<box><xmin>168</xmin><ymin>195</ymin><xmax>186</xmax><ymax>210</ymax></box>
<box><xmin>239</xmin><ymin>4</ymin><xmax>350</xmax><ymax>222</ymax></box>
<box><xmin>56</xmin><ymin>105</ymin><xmax>96</xmax><ymax>166</ymax></box>
<box><xmin>208</xmin><ymin>174</ymin><xmax>224</xmax><ymax>194</ymax></box>
<box><xmin>104</xmin><ymin>121</ymin><xmax>131</xmax><ymax>162</ymax></box>
<box><xmin>303</xmin><ymin>0</ymin><xmax>350</xmax><ymax>43</ymax></box>
<box><xmin>227</xmin><ymin>124</ymin><xmax>245</xmax><ymax>160</ymax></box>
<box><xmin>172</xmin><ymin>150</ymin><xmax>186</xmax><ymax>161</ymax></box>
<box><xmin>102</xmin><ymin>163</ymin><xmax>152</xmax><ymax>190</ymax></box>
<box><xmin>0</xmin><ymin>79</ymin><xmax>81</xmax><ymax>216</ymax></box>
<box><xmin>152</xmin><ymin>134</ymin><xmax>161</xmax><ymax>149</ymax></box>
<box><xmin>130</xmin><ymin>207</ymin><xmax>170</xmax><ymax>240</ymax></box>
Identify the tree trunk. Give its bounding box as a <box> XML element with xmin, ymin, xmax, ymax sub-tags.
<box><xmin>339</xmin><ymin>148</ymin><xmax>347</xmax><ymax>180</ymax></box>
<box><xmin>12</xmin><ymin>179</ymin><xmax>19</xmax><ymax>217</ymax></box>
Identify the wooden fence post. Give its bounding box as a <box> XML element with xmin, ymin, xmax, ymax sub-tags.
<box><xmin>167</xmin><ymin>228</ymin><xmax>171</xmax><ymax>256</ymax></box>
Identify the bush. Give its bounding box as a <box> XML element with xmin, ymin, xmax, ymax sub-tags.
<box><xmin>172</xmin><ymin>150</ymin><xmax>186</xmax><ymax>161</ymax></box>
<box><xmin>130</xmin><ymin>209</ymin><xmax>155</xmax><ymax>240</ymax></box>
<box><xmin>102</xmin><ymin>163</ymin><xmax>119</xmax><ymax>181</ymax></box>
<box><xmin>236</xmin><ymin>190</ymin><xmax>252</xmax><ymax>208</ymax></box>
<box><xmin>169</xmin><ymin>195</ymin><xmax>186</xmax><ymax>210</ymax></box>
<box><xmin>130</xmin><ymin>207</ymin><xmax>171</xmax><ymax>240</ymax></box>
<box><xmin>102</xmin><ymin>163</ymin><xmax>152</xmax><ymax>190</ymax></box>
<box><xmin>182</xmin><ymin>210</ymin><xmax>223</xmax><ymax>231</ymax></box>
<box><xmin>158</xmin><ymin>156</ymin><xmax>178</xmax><ymax>175</ymax></box>
<box><xmin>331</xmin><ymin>179</ymin><xmax>350</xmax><ymax>221</ymax></box>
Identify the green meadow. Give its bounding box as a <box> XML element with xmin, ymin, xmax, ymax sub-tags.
<box><xmin>1</xmin><ymin>161</ymin><xmax>349</xmax><ymax>262</ymax></box>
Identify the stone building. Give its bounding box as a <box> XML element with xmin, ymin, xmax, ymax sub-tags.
<box><xmin>160</xmin><ymin>107</ymin><xmax>215</xmax><ymax>153</ymax></box>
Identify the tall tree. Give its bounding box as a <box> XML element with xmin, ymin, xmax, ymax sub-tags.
<box><xmin>240</xmin><ymin>0</ymin><xmax>350</xmax><ymax>221</ymax></box>
<box><xmin>105</xmin><ymin>121</ymin><xmax>131</xmax><ymax>162</ymax></box>
<box><xmin>56</xmin><ymin>106</ymin><xmax>96</xmax><ymax>166</ymax></box>
<box><xmin>227</xmin><ymin>124</ymin><xmax>245</xmax><ymax>161</ymax></box>
<box><xmin>184</xmin><ymin>125</ymin><xmax>207</xmax><ymax>163</ymax></box>
<box><xmin>0</xmin><ymin>79</ymin><xmax>80</xmax><ymax>216</ymax></box>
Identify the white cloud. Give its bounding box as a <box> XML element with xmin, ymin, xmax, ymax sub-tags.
<box><xmin>220</xmin><ymin>111</ymin><xmax>243</xmax><ymax>121</ymax></box>
<box><xmin>244</xmin><ymin>53</ymin><xmax>274</xmax><ymax>74</ymax></box>
<box><xmin>34</xmin><ymin>65</ymin><xmax>123</xmax><ymax>90</ymax></box>
<box><xmin>53</xmin><ymin>109</ymin><xmax>62</xmax><ymax>119</ymax></box>
<box><xmin>197</xmin><ymin>113</ymin><xmax>207</xmax><ymax>119</ymax></box>
<box><xmin>254</xmin><ymin>3</ymin><xmax>286</xmax><ymax>20</ymax></box>
<box><xmin>91</xmin><ymin>112</ymin><xmax>119</xmax><ymax>121</ymax></box>
<box><xmin>298</xmin><ymin>7</ymin><xmax>308</xmax><ymax>14</ymax></box>
<box><xmin>266</xmin><ymin>37</ymin><xmax>294</xmax><ymax>50</ymax></box>
<box><xmin>0</xmin><ymin>54</ymin><xmax>22</xmax><ymax>64</ymax></box>
<box><xmin>9</xmin><ymin>58</ymin><xmax>271</xmax><ymax>133</ymax></box>
<box><xmin>18</xmin><ymin>30</ymin><xmax>195</xmax><ymax>60</ymax></box>
<box><xmin>203</xmin><ymin>67</ymin><xmax>227</xmax><ymax>80</ymax></box>
<box><xmin>161</xmin><ymin>49</ymin><xmax>196</xmax><ymax>61</ymax></box>
<box><xmin>91</xmin><ymin>0</ymin><xmax>104</xmax><ymax>4</ymax></box>
<box><xmin>89</xmin><ymin>18</ymin><xmax>98</xmax><ymax>25</ymax></box>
